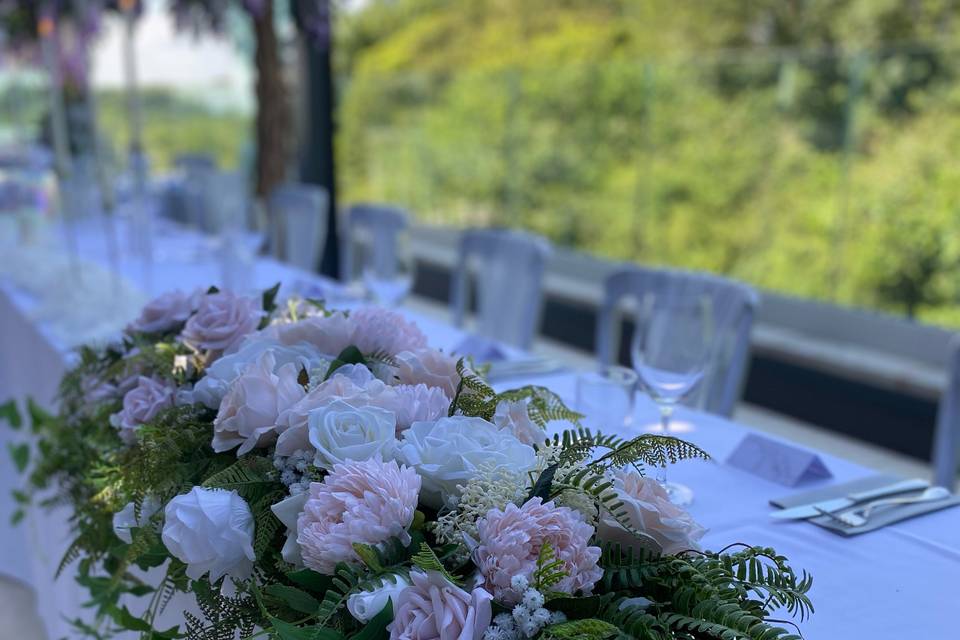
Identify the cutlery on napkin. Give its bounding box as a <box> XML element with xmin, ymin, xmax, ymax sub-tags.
<box><xmin>770</xmin><ymin>477</ymin><xmax>929</xmax><ymax>520</ymax></box>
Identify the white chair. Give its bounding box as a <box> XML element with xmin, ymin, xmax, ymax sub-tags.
<box><xmin>450</xmin><ymin>228</ymin><xmax>550</xmax><ymax>349</ymax></box>
<box><xmin>174</xmin><ymin>153</ymin><xmax>216</xmax><ymax>173</ymax></box>
<box><xmin>340</xmin><ymin>204</ymin><xmax>409</xmax><ymax>281</ymax></box>
<box><xmin>596</xmin><ymin>267</ymin><xmax>759</xmax><ymax>417</ymax></box>
<box><xmin>933</xmin><ymin>336</ymin><xmax>960</xmax><ymax>489</ymax></box>
<box><xmin>267</xmin><ymin>183</ymin><xmax>329</xmax><ymax>272</ymax></box>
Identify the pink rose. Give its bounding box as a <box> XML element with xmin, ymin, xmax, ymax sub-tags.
<box><xmin>297</xmin><ymin>458</ymin><xmax>421</xmax><ymax>574</ymax></box>
<box><xmin>212</xmin><ymin>351</ymin><xmax>306</xmax><ymax>455</ymax></box>
<box><xmin>181</xmin><ymin>291</ymin><xmax>263</xmax><ymax>357</ymax></box>
<box><xmin>389</xmin><ymin>570</ymin><xmax>492</xmax><ymax>640</ymax></box>
<box><xmin>394</xmin><ymin>349</ymin><xmax>461</xmax><ymax>397</ymax></box>
<box><xmin>596</xmin><ymin>469</ymin><xmax>706</xmax><ymax>555</ymax></box>
<box><xmin>127</xmin><ymin>289</ymin><xmax>201</xmax><ymax>334</ymax></box>
<box><xmin>109</xmin><ymin>376</ymin><xmax>175</xmax><ymax>444</ymax></box>
<box><xmin>474</xmin><ymin>498</ymin><xmax>602</xmax><ymax>604</ymax></box>
<box><xmin>492</xmin><ymin>399</ymin><xmax>544</xmax><ymax>446</ymax></box>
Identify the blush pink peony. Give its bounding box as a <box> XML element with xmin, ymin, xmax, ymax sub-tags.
<box><xmin>474</xmin><ymin>497</ymin><xmax>602</xmax><ymax>604</ymax></box>
<box><xmin>348</xmin><ymin>307</ymin><xmax>427</xmax><ymax>355</ymax></box>
<box><xmin>260</xmin><ymin>311</ymin><xmax>355</xmax><ymax>355</ymax></box>
<box><xmin>297</xmin><ymin>458</ymin><xmax>421</xmax><ymax>574</ymax></box>
<box><xmin>388</xmin><ymin>570</ymin><xmax>493</xmax><ymax>640</ymax></box>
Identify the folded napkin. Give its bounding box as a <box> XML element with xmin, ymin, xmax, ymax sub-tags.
<box><xmin>771</xmin><ymin>475</ymin><xmax>960</xmax><ymax>536</ymax></box>
<box><xmin>452</xmin><ymin>334</ymin><xmax>509</xmax><ymax>362</ymax></box>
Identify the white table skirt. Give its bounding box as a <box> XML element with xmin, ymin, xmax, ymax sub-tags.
<box><xmin>1</xmin><ymin>217</ymin><xmax>958</xmax><ymax>639</ymax></box>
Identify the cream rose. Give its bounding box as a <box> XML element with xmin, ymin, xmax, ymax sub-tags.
<box><xmin>596</xmin><ymin>469</ymin><xmax>707</xmax><ymax>555</ymax></box>
<box><xmin>161</xmin><ymin>487</ymin><xmax>255</xmax><ymax>582</ymax></box>
<box><xmin>307</xmin><ymin>399</ymin><xmax>398</xmax><ymax>470</ymax></box>
<box><xmin>212</xmin><ymin>350</ymin><xmax>306</xmax><ymax>455</ymax></box>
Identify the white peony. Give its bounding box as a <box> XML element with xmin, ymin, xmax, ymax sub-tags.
<box><xmin>161</xmin><ymin>487</ymin><xmax>256</xmax><ymax>582</ymax></box>
<box><xmin>112</xmin><ymin>496</ymin><xmax>162</xmax><ymax>544</ymax></box>
<box><xmin>308</xmin><ymin>399</ymin><xmax>398</xmax><ymax>470</ymax></box>
<box><xmin>191</xmin><ymin>339</ymin><xmax>323</xmax><ymax>409</ymax></box>
<box><xmin>397</xmin><ymin>416</ymin><xmax>537</xmax><ymax>509</ymax></box>
<box><xmin>347</xmin><ymin>574</ymin><xmax>411</xmax><ymax>622</ymax></box>
<box><xmin>596</xmin><ymin>469</ymin><xmax>707</xmax><ymax>555</ymax></box>
<box><xmin>492</xmin><ymin>398</ymin><xmax>544</xmax><ymax>446</ymax></box>
<box><xmin>270</xmin><ymin>492</ymin><xmax>309</xmax><ymax>566</ymax></box>
<box><xmin>212</xmin><ymin>351</ymin><xmax>306</xmax><ymax>455</ymax></box>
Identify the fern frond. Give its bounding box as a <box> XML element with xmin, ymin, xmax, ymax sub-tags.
<box><xmin>448</xmin><ymin>359</ymin><xmax>498</xmax><ymax>419</ymax></box>
<box><xmin>316</xmin><ymin>563</ymin><xmax>364</xmax><ymax>626</ymax></box>
<box><xmin>497</xmin><ymin>386</ymin><xmax>583</xmax><ymax>428</ymax></box>
<box><xmin>411</xmin><ymin>542</ymin><xmax>463</xmax><ymax>586</ymax></box>
<box><xmin>589</xmin><ymin>434</ymin><xmax>710</xmax><ymax>473</ymax></box>
<box><xmin>533</xmin><ymin>539</ymin><xmax>568</xmax><ymax>593</ymax></box>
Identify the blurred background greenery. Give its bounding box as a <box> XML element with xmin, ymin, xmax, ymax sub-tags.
<box><xmin>334</xmin><ymin>0</ymin><xmax>960</xmax><ymax>327</ymax></box>
<box><xmin>6</xmin><ymin>0</ymin><xmax>960</xmax><ymax>326</ymax></box>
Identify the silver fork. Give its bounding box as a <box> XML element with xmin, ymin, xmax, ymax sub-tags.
<box><xmin>816</xmin><ymin>486</ymin><xmax>951</xmax><ymax>528</ymax></box>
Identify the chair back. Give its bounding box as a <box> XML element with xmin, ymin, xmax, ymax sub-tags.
<box><xmin>340</xmin><ymin>204</ymin><xmax>409</xmax><ymax>281</ymax></box>
<box><xmin>174</xmin><ymin>153</ymin><xmax>216</xmax><ymax>174</ymax></box>
<box><xmin>450</xmin><ymin>228</ymin><xmax>550</xmax><ymax>349</ymax></box>
<box><xmin>933</xmin><ymin>335</ymin><xmax>960</xmax><ymax>489</ymax></box>
<box><xmin>596</xmin><ymin>267</ymin><xmax>758</xmax><ymax>417</ymax></box>
<box><xmin>267</xmin><ymin>183</ymin><xmax>329</xmax><ymax>272</ymax></box>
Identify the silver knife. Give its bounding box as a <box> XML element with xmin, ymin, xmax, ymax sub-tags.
<box><xmin>770</xmin><ymin>477</ymin><xmax>930</xmax><ymax>520</ymax></box>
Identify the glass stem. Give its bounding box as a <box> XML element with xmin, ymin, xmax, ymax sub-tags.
<box><xmin>656</xmin><ymin>404</ymin><xmax>673</xmax><ymax>485</ymax></box>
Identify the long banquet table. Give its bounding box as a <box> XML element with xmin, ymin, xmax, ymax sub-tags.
<box><xmin>1</xmin><ymin>214</ymin><xmax>958</xmax><ymax>640</ymax></box>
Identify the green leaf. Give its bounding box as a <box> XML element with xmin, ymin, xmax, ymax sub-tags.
<box><xmin>0</xmin><ymin>400</ymin><xmax>22</xmax><ymax>429</ymax></box>
<box><xmin>263</xmin><ymin>282</ymin><xmax>282</xmax><ymax>314</ymax></box>
<box><xmin>206</xmin><ymin>285</ymin><xmax>220</xmax><ymax>294</ymax></box>
<box><xmin>7</xmin><ymin>442</ymin><xmax>29</xmax><ymax>473</ymax></box>
<box><xmin>410</xmin><ymin>542</ymin><xmax>462</xmax><ymax>586</ymax></box>
<box><xmin>10</xmin><ymin>508</ymin><xmax>24</xmax><ymax>526</ymax></box>
<box><xmin>353</xmin><ymin>542</ymin><xmax>385</xmax><ymax>572</ymax></box>
<box><xmin>287</xmin><ymin>568</ymin><xmax>332</xmax><ymax>592</ymax></box>
<box><xmin>11</xmin><ymin>489</ymin><xmax>29</xmax><ymax>504</ymax></box>
<box><xmin>269</xmin><ymin>616</ymin><xmax>344</xmax><ymax>640</ymax></box>
<box><xmin>324</xmin><ymin>345</ymin><xmax>367</xmax><ymax>380</ymax></box>
<box><xmin>349</xmin><ymin>600</ymin><xmax>393</xmax><ymax>640</ymax></box>
<box><xmin>265</xmin><ymin>584</ymin><xmax>321</xmax><ymax>615</ymax></box>
<box><xmin>26</xmin><ymin>398</ymin><xmax>51</xmax><ymax>433</ymax></box>
<box><xmin>528</xmin><ymin>463</ymin><xmax>558</xmax><ymax>502</ymax></box>
<box><xmin>111</xmin><ymin>605</ymin><xmax>153</xmax><ymax>632</ymax></box>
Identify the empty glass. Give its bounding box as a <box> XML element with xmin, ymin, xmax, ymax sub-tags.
<box><xmin>631</xmin><ymin>293</ymin><xmax>712</xmax><ymax>506</ymax></box>
<box><xmin>575</xmin><ymin>365</ymin><xmax>638</xmax><ymax>432</ymax></box>
<box><xmin>363</xmin><ymin>234</ymin><xmax>415</xmax><ymax>306</ymax></box>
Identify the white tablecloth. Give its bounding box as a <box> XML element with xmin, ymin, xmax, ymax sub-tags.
<box><xmin>1</xmin><ymin>216</ymin><xmax>958</xmax><ymax>639</ymax></box>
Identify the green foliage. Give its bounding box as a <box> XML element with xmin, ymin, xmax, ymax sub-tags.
<box><xmin>410</xmin><ymin>542</ymin><xmax>463</xmax><ymax>586</ymax></box>
<box><xmin>542</xmin><ymin>618</ymin><xmax>620</xmax><ymax>640</ymax></box>
<box><xmin>532</xmin><ymin>539</ymin><xmax>568</xmax><ymax>594</ymax></box>
<box><xmin>336</xmin><ymin>0</ymin><xmax>960</xmax><ymax>327</ymax></box>
<box><xmin>0</xmin><ymin>399</ymin><xmax>22</xmax><ymax>429</ymax></box>
<box><xmin>184</xmin><ymin>580</ymin><xmax>257</xmax><ymax>640</ymax></box>
<box><xmin>348</xmin><ymin>601</ymin><xmax>393</xmax><ymax>640</ymax></box>
<box><xmin>325</xmin><ymin>345</ymin><xmax>370</xmax><ymax>380</ymax></box>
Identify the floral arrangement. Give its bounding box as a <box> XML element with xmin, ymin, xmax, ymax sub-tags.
<box><xmin>5</xmin><ymin>284</ymin><xmax>814</xmax><ymax>640</ymax></box>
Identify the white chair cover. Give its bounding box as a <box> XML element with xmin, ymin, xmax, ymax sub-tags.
<box><xmin>340</xmin><ymin>204</ymin><xmax>409</xmax><ymax>281</ymax></box>
<box><xmin>450</xmin><ymin>228</ymin><xmax>550</xmax><ymax>349</ymax></box>
<box><xmin>267</xmin><ymin>183</ymin><xmax>329</xmax><ymax>272</ymax></box>
<box><xmin>596</xmin><ymin>267</ymin><xmax>759</xmax><ymax>417</ymax></box>
<box><xmin>933</xmin><ymin>336</ymin><xmax>960</xmax><ymax>489</ymax></box>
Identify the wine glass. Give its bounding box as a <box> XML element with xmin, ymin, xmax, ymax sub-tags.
<box><xmin>362</xmin><ymin>233</ymin><xmax>415</xmax><ymax>307</ymax></box>
<box><xmin>630</xmin><ymin>291</ymin><xmax>712</xmax><ymax>506</ymax></box>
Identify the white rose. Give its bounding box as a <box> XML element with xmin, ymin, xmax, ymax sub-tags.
<box><xmin>212</xmin><ymin>351</ymin><xmax>306</xmax><ymax>455</ymax></box>
<box><xmin>270</xmin><ymin>492</ymin><xmax>309</xmax><ymax>566</ymax></box>
<box><xmin>347</xmin><ymin>574</ymin><xmax>410</xmax><ymax>622</ymax></box>
<box><xmin>397</xmin><ymin>416</ymin><xmax>537</xmax><ymax>509</ymax></box>
<box><xmin>308</xmin><ymin>400</ymin><xmax>398</xmax><ymax>470</ymax></box>
<box><xmin>161</xmin><ymin>487</ymin><xmax>255</xmax><ymax>582</ymax></box>
<box><xmin>596</xmin><ymin>469</ymin><xmax>707</xmax><ymax>555</ymax></box>
<box><xmin>192</xmin><ymin>339</ymin><xmax>323</xmax><ymax>409</ymax></box>
<box><xmin>492</xmin><ymin>398</ymin><xmax>544</xmax><ymax>446</ymax></box>
<box><xmin>113</xmin><ymin>496</ymin><xmax>161</xmax><ymax>544</ymax></box>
